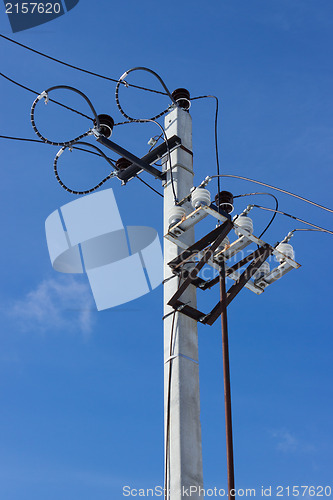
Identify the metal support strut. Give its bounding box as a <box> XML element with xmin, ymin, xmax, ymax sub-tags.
<box><xmin>220</xmin><ymin>259</ymin><xmax>235</xmax><ymax>500</ymax></box>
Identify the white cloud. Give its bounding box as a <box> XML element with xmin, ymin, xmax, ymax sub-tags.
<box><xmin>270</xmin><ymin>428</ymin><xmax>316</xmax><ymax>454</ymax></box>
<box><xmin>272</xmin><ymin>429</ymin><xmax>298</xmax><ymax>452</ymax></box>
<box><xmin>7</xmin><ymin>275</ymin><xmax>95</xmax><ymax>336</ymax></box>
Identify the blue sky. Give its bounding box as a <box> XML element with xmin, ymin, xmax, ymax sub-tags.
<box><xmin>0</xmin><ymin>1</ymin><xmax>332</xmax><ymax>498</ymax></box>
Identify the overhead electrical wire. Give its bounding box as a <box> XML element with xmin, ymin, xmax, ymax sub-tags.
<box><xmin>0</xmin><ymin>34</ymin><xmax>168</xmax><ymax>96</ymax></box>
<box><xmin>209</xmin><ymin>174</ymin><xmax>333</xmax><ymax>215</ymax></box>
<box><xmin>252</xmin><ymin>204</ymin><xmax>333</xmax><ymax>236</ymax></box>
<box><xmin>192</xmin><ymin>95</ymin><xmax>221</xmax><ymax>210</ymax></box>
<box><xmin>7</xmin><ymin>35</ymin><xmax>330</xmax><ymax>218</ymax></box>
<box><xmin>2</xmin><ymin>56</ymin><xmax>204</xmax><ymax>205</ymax></box>
<box><xmin>0</xmin><ymin>134</ymin><xmax>162</xmax><ymax>197</ymax></box>
<box><xmin>9</xmin><ymin>32</ymin><xmax>328</xmax><ymax>219</ymax></box>
<box><xmin>113</xmin><ymin>77</ymin><xmax>178</xmax><ymax>202</ymax></box>
<box><xmin>31</xmin><ymin>85</ymin><xmax>100</xmax><ymax>146</ymax></box>
<box><xmin>0</xmin><ymin>134</ymin><xmax>117</xmax><ymax>160</ymax></box>
<box><xmin>0</xmin><ymin>71</ymin><xmax>93</xmax><ymax>120</ymax></box>
<box><xmin>290</xmin><ymin>228</ymin><xmax>328</xmax><ymax>234</ymax></box>
<box><xmin>115</xmin><ymin>66</ymin><xmax>177</xmax><ymax>122</ymax></box>
<box><xmin>1</xmin><ymin>37</ymin><xmax>182</xmax><ymax>202</ymax></box>
<box><xmin>135</xmin><ymin>175</ymin><xmax>163</xmax><ymax>198</ymax></box>
<box><xmin>281</xmin><ymin>228</ymin><xmax>329</xmax><ymax>244</ymax></box>
<box><xmin>53</xmin><ymin>141</ymin><xmax>117</xmax><ymax>195</ymax></box>
<box><xmin>0</xmin><ymin>135</ymin><xmax>51</xmax><ymax>145</ymax></box>
<box><xmin>131</xmin><ymin>118</ymin><xmax>176</xmax><ymax>202</ymax></box>
<box><xmin>234</xmin><ymin>192</ymin><xmax>279</xmax><ymax>239</ymax></box>
<box><xmin>147</xmin><ymin>120</ymin><xmax>176</xmax><ymax>202</ymax></box>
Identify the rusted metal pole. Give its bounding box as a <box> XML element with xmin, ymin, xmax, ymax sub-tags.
<box><xmin>219</xmin><ymin>259</ymin><xmax>235</xmax><ymax>500</ymax></box>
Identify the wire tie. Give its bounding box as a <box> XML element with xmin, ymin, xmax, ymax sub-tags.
<box><xmin>91</xmin><ymin>127</ymin><xmax>101</xmax><ymax>138</ymax></box>
<box><xmin>37</xmin><ymin>90</ymin><xmax>48</xmax><ymax>102</ymax></box>
<box><xmin>56</xmin><ymin>147</ymin><xmax>65</xmax><ymax>158</ymax></box>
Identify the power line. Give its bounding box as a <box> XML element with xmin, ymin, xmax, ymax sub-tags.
<box><xmin>281</xmin><ymin>228</ymin><xmax>329</xmax><ymax>244</ymax></box>
<box><xmin>0</xmin><ymin>135</ymin><xmax>48</xmax><ymax>145</ymax></box>
<box><xmin>210</xmin><ymin>174</ymin><xmax>333</xmax><ymax>215</ymax></box>
<box><xmin>1</xmin><ymin>69</ymin><xmax>173</xmax><ymax>197</ymax></box>
<box><xmin>0</xmin><ymin>134</ymin><xmax>117</xmax><ymax>160</ymax></box>
<box><xmin>234</xmin><ymin>192</ymin><xmax>279</xmax><ymax>239</ymax></box>
<box><xmin>192</xmin><ymin>95</ymin><xmax>220</xmax><ymax>209</ymax></box>
<box><xmin>252</xmin><ymin>204</ymin><xmax>333</xmax><ymax>236</ymax></box>
<box><xmin>291</xmin><ymin>228</ymin><xmax>328</xmax><ymax>234</ymax></box>
<box><xmin>0</xmin><ymin>34</ymin><xmax>168</xmax><ymax>96</ymax></box>
<box><xmin>53</xmin><ymin>141</ymin><xmax>117</xmax><ymax>195</ymax></box>
<box><xmin>0</xmin><ymin>134</ymin><xmax>163</xmax><ymax>198</ymax></box>
<box><xmin>0</xmin><ymin>71</ymin><xmax>93</xmax><ymax>120</ymax></box>
<box><xmin>111</xmin><ymin>116</ymin><xmax>177</xmax><ymax>203</ymax></box>
<box><xmin>0</xmin><ymin>61</ymin><xmax>214</xmax><ymax>206</ymax></box>
<box><xmin>135</xmin><ymin>175</ymin><xmax>163</xmax><ymax>198</ymax></box>
<box><xmin>30</xmin><ymin>85</ymin><xmax>99</xmax><ymax>146</ymax></box>
<box><xmin>115</xmin><ymin>67</ymin><xmax>176</xmax><ymax>122</ymax></box>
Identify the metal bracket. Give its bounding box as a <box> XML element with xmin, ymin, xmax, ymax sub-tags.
<box><xmin>97</xmin><ymin>134</ymin><xmax>182</xmax><ymax>182</ymax></box>
<box><xmin>203</xmin><ymin>244</ymin><xmax>274</xmax><ymax>326</ymax></box>
<box><xmin>167</xmin><ymin>220</ymin><xmax>274</xmax><ymax>326</ymax></box>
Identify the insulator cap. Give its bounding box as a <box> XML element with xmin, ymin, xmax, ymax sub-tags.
<box><xmin>172</xmin><ymin>88</ymin><xmax>191</xmax><ymax>110</ymax></box>
<box><xmin>94</xmin><ymin>114</ymin><xmax>114</xmax><ymax>138</ymax></box>
<box><xmin>168</xmin><ymin>206</ymin><xmax>186</xmax><ymax>228</ymax></box>
<box><xmin>116</xmin><ymin>157</ymin><xmax>131</xmax><ymax>171</ymax></box>
<box><xmin>275</xmin><ymin>243</ymin><xmax>295</xmax><ymax>263</ymax></box>
<box><xmin>253</xmin><ymin>261</ymin><xmax>270</xmax><ymax>282</ymax></box>
<box><xmin>234</xmin><ymin>216</ymin><xmax>254</xmax><ymax>236</ymax></box>
<box><xmin>191</xmin><ymin>188</ymin><xmax>211</xmax><ymax>209</ymax></box>
<box><xmin>215</xmin><ymin>191</ymin><xmax>234</xmax><ymax>214</ymax></box>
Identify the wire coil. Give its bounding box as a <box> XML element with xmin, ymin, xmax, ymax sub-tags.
<box><xmin>53</xmin><ymin>141</ymin><xmax>117</xmax><ymax>195</ymax></box>
<box><xmin>31</xmin><ymin>85</ymin><xmax>100</xmax><ymax>146</ymax></box>
<box><xmin>115</xmin><ymin>67</ymin><xmax>177</xmax><ymax>123</ymax></box>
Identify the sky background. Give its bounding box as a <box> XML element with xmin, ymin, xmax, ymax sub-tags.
<box><xmin>0</xmin><ymin>0</ymin><xmax>332</xmax><ymax>498</ymax></box>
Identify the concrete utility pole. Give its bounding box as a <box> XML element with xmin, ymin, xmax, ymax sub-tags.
<box><xmin>163</xmin><ymin>106</ymin><xmax>204</xmax><ymax>499</ymax></box>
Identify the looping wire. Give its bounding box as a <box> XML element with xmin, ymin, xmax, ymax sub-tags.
<box><xmin>31</xmin><ymin>85</ymin><xmax>100</xmax><ymax>147</ymax></box>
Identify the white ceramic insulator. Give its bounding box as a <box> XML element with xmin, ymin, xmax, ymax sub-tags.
<box><xmin>168</xmin><ymin>206</ymin><xmax>186</xmax><ymax>227</ymax></box>
<box><xmin>191</xmin><ymin>188</ymin><xmax>211</xmax><ymax>209</ymax></box>
<box><xmin>275</xmin><ymin>243</ymin><xmax>295</xmax><ymax>263</ymax></box>
<box><xmin>234</xmin><ymin>216</ymin><xmax>254</xmax><ymax>237</ymax></box>
<box><xmin>253</xmin><ymin>261</ymin><xmax>270</xmax><ymax>281</ymax></box>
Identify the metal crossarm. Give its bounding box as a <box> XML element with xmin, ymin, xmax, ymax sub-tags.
<box><xmin>225</xmin><ymin>246</ymin><xmax>273</xmax><ymax>276</ymax></box>
<box><xmin>168</xmin><ymin>220</ymin><xmax>233</xmax><ymax>309</ymax></box>
<box><xmin>168</xmin><ymin>220</ymin><xmax>233</xmax><ymax>271</ymax></box>
<box><xmin>203</xmin><ymin>244</ymin><xmax>273</xmax><ymax>326</ymax></box>
<box><xmin>167</xmin><ymin>225</ymin><xmax>273</xmax><ymax>326</ymax></box>
<box><xmin>97</xmin><ymin>134</ymin><xmax>182</xmax><ymax>182</ymax></box>
<box><xmin>198</xmin><ymin>247</ymin><xmax>271</xmax><ymax>291</ymax></box>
